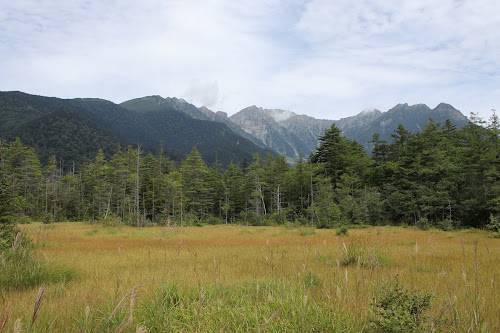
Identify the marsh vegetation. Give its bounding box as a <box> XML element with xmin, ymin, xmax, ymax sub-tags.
<box><xmin>1</xmin><ymin>223</ymin><xmax>498</xmax><ymax>332</ymax></box>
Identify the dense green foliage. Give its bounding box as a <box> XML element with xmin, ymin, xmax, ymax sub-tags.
<box><xmin>0</xmin><ymin>91</ymin><xmax>273</xmax><ymax>167</ymax></box>
<box><xmin>0</xmin><ymin>173</ymin><xmax>17</xmax><ymax>250</ymax></box>
<box><xmin>1</xmin><ymin>110</ymin><xmax>500</xmax><ymax>229</ymax></box>
<box><xmin>338</xmin><ymin>103</ymin><xmax>469</xmax><ymax>153</ymax></box>
<box><xmin>370</xmin><ymin>281</ymin><xmax>433</xmax><ymax>332</ymax></box>
<box><xmin>0</xmin><ymin>92</ymin><xmax>128</xmax><ymax>166</ymax></box>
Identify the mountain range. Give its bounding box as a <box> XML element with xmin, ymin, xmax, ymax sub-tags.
<box><xmin>0</xmin><ymin>91</ymin><xmax>469</xmax><ymax>166</ymax></box>
<box><xmin>0</xmin><ymin>92</ymin><xmax>273</xmax><ymax>166</ymax></box>
<box><xmin>215</xmin><ymin>102</ymin><xmax>469</xmax><ymax>159</ymax></box>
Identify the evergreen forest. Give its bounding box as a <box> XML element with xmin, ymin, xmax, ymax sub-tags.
<box><xmin>1</xmin><ymin>112</ymin><xmax>500</xmax><ymax>230</ymax></box>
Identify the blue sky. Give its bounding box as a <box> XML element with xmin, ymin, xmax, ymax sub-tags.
<box><xmin>1</xmin><ymin>0</ymin><xmax>499</xmax><ymax>120</ymax></box>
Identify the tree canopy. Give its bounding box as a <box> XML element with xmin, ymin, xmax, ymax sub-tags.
<box><xmin>1</xmin><ymin>112</ymin><xmax>499</xmax><ymax>229</ymax></box>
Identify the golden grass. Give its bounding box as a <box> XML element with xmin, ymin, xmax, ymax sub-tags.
<box><xmin>2</xmin><ymin>223</ymin><xmax>499</xmax><ymax>331</ymax></box>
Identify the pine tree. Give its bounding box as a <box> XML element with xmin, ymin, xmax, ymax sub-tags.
<box><xmin>223</xmin><ymin>163</ymin><xmax>245</xmax><ymax>223</ymax></box>
<box><xmin>0</xmin><ymin>176</ymin><xmax>16</xmax><ymax>250</ymax></box>
<box><xmin>43</xmin><ymin>155</ymin><xmax>59</xmax><ymax>222</ymax></box>
<box><xmin>1</xmin><ymin>138</ymin><xmax>42</xmax><ymax>218</ymax></box>
<box><xmin>180</xmin><ymin>147</ymin><xmax>212</xmax><ymax>221</ymax></box>
<box><xmin>311</xmin><ymin>124</ymin><xmax>349</xmax><ymax>183</ymax></box>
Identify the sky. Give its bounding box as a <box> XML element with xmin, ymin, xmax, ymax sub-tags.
<box><xmin>1</xmin><ymin>0</ymin><xmax>499</xmax><ymax>120</ymax></box>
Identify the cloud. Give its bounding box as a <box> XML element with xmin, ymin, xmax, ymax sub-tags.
<box><xmin>0</xmin><ymin>0</ymin><xmax>498</xmax><ymax>119</ymax></box>
<box><xmin>295</xmin><ymin>0</ymin><xmax>500</xmax><ymax>74</ymax></box>
<box><xmin>183</xmin><ymin>79</ymin><xmax>221</xmax><ymax>108</ymax></box>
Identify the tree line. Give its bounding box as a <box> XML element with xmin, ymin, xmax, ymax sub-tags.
<box><xmin>1</xmin><ymin>112</ymin><xmax>499</xmax><ymax>229</ymax></box>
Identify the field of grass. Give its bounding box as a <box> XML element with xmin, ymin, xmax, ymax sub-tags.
<box><xmin>1</xmin><ymin>223</ymin><xmax>499</xmax><ymax>332</ymax></box>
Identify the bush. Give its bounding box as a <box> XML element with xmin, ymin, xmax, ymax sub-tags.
<box><xmin>336</xmin><ymin>225</ymin><xmax>349</xmax><ymax>236</ymax></box>
<box><xmin>370</xmin><ymin>281</ymin><xmax>433</xmax><ymax>332</ymax></box>
<box><xmin>485</xmin><ymin>214</ymin><xmax>500</xmax><ymax>238</ymax></box>
<box><xmin>486</xmin><ymin>214</ymin><xmax>500</xmax><ymax>232</ymax></box>
<box><xmin>437</xmin><ymin>219</ymin><xmax>456</xmax><ymax>231</ymax></box>
<box><xmin>0</xmin><ymin>222</ymin><xmax>19</xmax><ymax>251</ymax></box>
<box><xmin>416</xmin><ymin>218</ymin><xmax>430</xmax><ymax>230</ymax></box>
<box><xmin>294</xmin><ymin>216</ymin><xmax>309</xmax><ymax>226</ymax></box>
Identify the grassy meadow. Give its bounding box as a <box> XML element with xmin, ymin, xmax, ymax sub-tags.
<box><xmin>1</xmin><ymin>222</ymin><xmax>499</xmax><ymax>332</ymax></box>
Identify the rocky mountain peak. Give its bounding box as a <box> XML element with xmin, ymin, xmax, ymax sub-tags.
<box><xmin>433</xmin><ymin>102</ymin><xmax>468</xmax><ymax>121</ymax></box>
<box><xmin>199</xmin><ymin>106</ymin><xmax>215</xmax><ymax>118</ymax></box>
<box><xmin>228</xmin><ymin>102</ymin><xmax>469</xmax><ymax>160</ymax></box>
<box><xmin>216</xmin><ymin>111</ymin><xmax>228</xmax><ymax>118</ymax></box>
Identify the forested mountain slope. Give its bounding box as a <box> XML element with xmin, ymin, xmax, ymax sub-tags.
<box><xmin>0</xmin><ymin>92</ymin><xmax>127</xmax><ymax>165</ymax></box>
<box><xmin>117</xmin><ymin>96</ymin><xmax>274</xmax><ymax>164</ymax></box>
<box><xmin>0</xmin><ymin>92</ymin><xmax>274</xmax><ymax>166</ymax></box>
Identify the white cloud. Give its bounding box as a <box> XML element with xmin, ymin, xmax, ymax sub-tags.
<box><xmin>0</xmin><ymin>0</ymin><xmax>498</xmax><ymax>120</ymax></box>
<box><xmin>183</xmin><ymin>79</ymin><xmax>222</xmax><ymax>108</ymax></box>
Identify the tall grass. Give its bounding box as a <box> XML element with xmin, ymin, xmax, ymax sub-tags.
<box><xmin>0</xmin><ymin>233</ymin><xmax>76</xmax><ymax>291</ymax></box>
<box><xmin>2</xmin><ymin>223</ymin><xmax>499</xmax><ymax>332</ymax></box>
<box><xmin>73</xmin><ymin>281</ymin><xmax>357</xmax><ymax>332</ymax></box>
<box><xmin>340</xmin><ymin>241</ymin><xmax>389</xmax><ymax>267</ymax></box>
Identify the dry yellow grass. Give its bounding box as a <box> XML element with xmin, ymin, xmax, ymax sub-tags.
<box><xmin>2</xmin><ymin>223</ymin><xmax>499</xmax><ymax>331</ymax></box>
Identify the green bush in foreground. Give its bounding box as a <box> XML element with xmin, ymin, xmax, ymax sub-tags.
<box><xmin>369</xmin><ymin>281</ymin><xmax>433</xmax><ymax>333</ymax></box>
<box><xmin>0</xmin><ymin>232</ymin><xmax>76</xmax><ymax>291</ymax></box>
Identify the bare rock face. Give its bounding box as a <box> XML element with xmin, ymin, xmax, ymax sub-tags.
<box><xmin>230</xmin><ymin>106</ymin><xmax>319</xmax><ymax>159</ymax></box>
<box><xmin>229</xmin><ymin>103</ymin><xmax>468</xmax><ymax>160</ymax></box>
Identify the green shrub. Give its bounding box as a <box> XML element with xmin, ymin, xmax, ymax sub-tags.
<box><xmin>486</xmin><ymin>214</ymin><xmax>500</xmax><ymax>232</ymax></box>
<box><xmin>416</xmin><ymin>218</ymin><xmax>430</xmax><ymax>230</ymax></box>
<box><xmin>437</xmin><ymin>219</ymin><xmax>455</xmax><ymax>231</ymax></box>
<box><xmin>336</xmin><ymin>225</ymin><xmax>349</xmax><ymax>236</ymax></box>
<box><xmin>294</xmin><ymin>216</ymin><xmax>309</xmax><ymax>226</ymax></box>
<box><xmin>485</xmin><ymin>214</ymin><xmax>500</xmax><ymax>238</ymax></box>
<box><xmin>370</xmin><ymin>281</ymin><xmax>433</xmax><ymax>332</ymax></box>
<box><xmin>0</xmin><ymin>222</ymin><xmax>19</xmax><ymax>251</ymax></box>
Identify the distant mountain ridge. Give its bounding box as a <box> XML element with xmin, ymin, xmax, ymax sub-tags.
<box><xmin>197</xmin><ymin>106</ymin><xmax>268</xmax><ymax>148</ymax></box>
<box><xmin>227</xmin><ymin>102</ymin><xmax>469</xmax><ymax>160</ymax></box>
<box><xmin>121</xmin><ymin>95</ymin><xmax>210</xmax><ymax>120</ymax></box>
<box><xmin>228</xmin><ymin>106</ymin><xmax>332</xmax><ymax>158</ymax></box>
<box><xmin>0</xmin><ymin>90</ymin><xmax>470</xmax><ymax>165</ymax></box>
<box><xmin>336</xmin><ymin>103</ymin><xmax>469</xmax><ymax>151</ymax></box>
<box><xmin>0</xmin><ymin>92</ymin><xmax>274</xmax><ymax>166</ymax></box>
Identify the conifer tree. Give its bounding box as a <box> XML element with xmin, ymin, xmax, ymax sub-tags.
<box><xmin>180</xmin><ymin>147</ymin><xmax>211</xmax><ymax>221</ymax></box>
